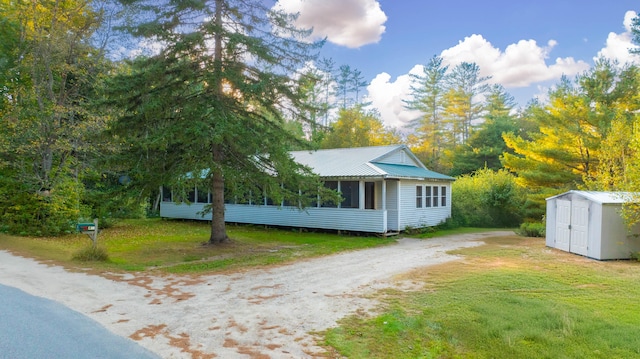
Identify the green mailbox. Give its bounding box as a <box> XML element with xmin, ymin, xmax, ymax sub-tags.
<box><xmin>76</xmin><ymin>223</ymin><xmax>96</xmax><ymax>232</ymax></box>
<box><xmin>76</xmin><ymin>219</ymin><xmax>99</xmax><ymax>246</ymax></box>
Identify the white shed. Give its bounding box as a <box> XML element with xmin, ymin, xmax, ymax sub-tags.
<box><xmin>545</xmin><ymin>190</ymin><xmax>640</xmax><ymax>260</ymax></box>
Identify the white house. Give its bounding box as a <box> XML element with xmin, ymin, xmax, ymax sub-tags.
<box><xmin>546</xmin><ymin>190</ymin><xmax>640</xmax><ymax>260</ymax></box>
<box><xmin>160</xmin><ymin>144</ymin><xmax>454</xmax><ymax>234</ymax></box>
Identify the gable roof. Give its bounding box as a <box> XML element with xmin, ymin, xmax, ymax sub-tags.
<box><xmin>290</xmin><ymin>145</ymin><xmax>453</xmax><ymax>181</ymax></box>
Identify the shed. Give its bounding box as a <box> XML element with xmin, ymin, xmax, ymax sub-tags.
<box><xmin>545</xmin><ymin>190</ymin><xmax>640</xmax><ymax>260</ymax></box>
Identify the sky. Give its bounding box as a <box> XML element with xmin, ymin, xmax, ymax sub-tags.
<box><xmin>273</xmin><ymin>0</ymin><xmax>640</xmax><ymax>128</ymax></box>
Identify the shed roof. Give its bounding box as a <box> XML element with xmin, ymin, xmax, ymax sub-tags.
<box><xmin>547</xmin><ymin>190</ymin><xmax>638</xmax><ymax>204</ymax></box>
<box><xmin>290</xmin><ymin>145</ymin><xmax>452</xmax><ymax>181</ymax></box>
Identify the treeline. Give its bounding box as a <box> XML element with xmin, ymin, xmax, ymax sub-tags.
<box><xmin>1</xmin><ymin>0</ymin><xmax>640</xmax><ymax>236</ymax></box>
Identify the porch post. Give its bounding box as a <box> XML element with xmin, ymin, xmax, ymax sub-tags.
<box><xmin>359</xmin><ymin>181</ymin><xmax>365</xmax><ymax>209</ymax></box>
<box><xmin>382</xmin><ymin>180</ymin><xmax>387</xmax><ymax>210</ymax></box>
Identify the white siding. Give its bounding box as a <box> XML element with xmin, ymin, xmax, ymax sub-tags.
<box><xmin>398</xmin><ymin>180</ymin><xmax>451</xmax><ymax>230</ymax></box>
<box><xmin>600</xmin><ymin>204</ymin><xmax>640</xmax><ymax>260</ymax></box>
<box><xmin>161</xmin><ymin>202</ymin><xmax>387</xmax><ymax>233</ymax></box>
<box><xmin>160</xmin><ymin>202</ymin><xmax>209</xmax><ymax>220</ymax></box>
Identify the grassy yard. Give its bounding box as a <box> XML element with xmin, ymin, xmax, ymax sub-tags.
<box><xmin>323</xmin><ymin>235</ymin><xmax>640</xmax><ymax>358</ymax></box>
<box><xmin>0</xmin><ymin>218</ymin><xmax>395</xmax><ymax>273</ymax></box>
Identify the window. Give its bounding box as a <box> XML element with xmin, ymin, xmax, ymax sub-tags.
<box><xmin>425</xmin><ymin>186</ymin><xmax>432</xmax><ymax>207</ymax></box>
<box><xmin>187</xmin><ymin>189</ymin><xmax>196</xmax><ymax>203</ymax></box>
<box><xmin>416</xmin><ymin>186</ymin><xmax>423</xmax><ymax>208</ymax></box>
<box><xmin>340</xmin><ymin>181</ymin><xmax>359</xmax><ymax>208</ymax></box>
<box><xmin>441</xmin><ymin>186</ymin><xmax>447</xmax><ymax>207</ymax></box>
<box><xmin>321</xmin><ymin>181</ymin><xmax>338</xmax><ymax>207</ymax></box>
<box><xmin>433</xmin><ymin>186</ymin><xmax>439</xmax><ymax>207</ymax></box>
<box><xmin>196</xmin><ymin>187</ymin><xmax>209</xmax><ymax>203</ymax></box>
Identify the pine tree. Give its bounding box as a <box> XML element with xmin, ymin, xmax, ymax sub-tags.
<box><xmin>405</xmin><ymin>55</ymin><xmax>448</xmax><ymax>171</ymax></box>
<box><xmin>105</xmin><ymin>0</ymin><xmax>326</xmax><ymax>243</ymax></box>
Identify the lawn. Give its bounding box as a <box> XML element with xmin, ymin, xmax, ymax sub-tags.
<box><xmin>0</xmin><ymin>218</ymin><xmax>396</xmax><ymax>273</ymax></box>
<box><xmin>323</xmin><ymin>235</ymin><xmax>640</xmax><ymax>358</ymax></box>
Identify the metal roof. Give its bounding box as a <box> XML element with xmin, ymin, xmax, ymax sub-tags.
<box><xmin>289</xmin><ymin>145</ymin><xmax>453</xmax><ymax>181</ymax></box>
<box><xmin>547</xmin><ymin>190</ymin><xmax>638</xmax><ymax>204</ymax></box>
<box><xmin>371</xmin><ymin>162</ymin><xmax>455</xmax><ymax>180</ymax></box>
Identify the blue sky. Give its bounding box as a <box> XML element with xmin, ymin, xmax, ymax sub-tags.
<box><xmin>274</xmin><ymin>0</ymin><xmax>640</xmax><ymax>127</ymax></box>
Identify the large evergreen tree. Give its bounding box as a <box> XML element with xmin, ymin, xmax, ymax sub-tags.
<box><xmin>405</xmin><ymin>55</ymin><xmax>448</xmax><ymax>172</ymax></box>
<box><xmin>502</xmin><ymin>60</ymin><xmax>640</xmax><ymax>218</ymax></box>
<box><xmin>443</xmin><ymin>62</ymin><xmax>490</xmax><ymax>145</ymax></box>
<box><xmin>450</xmin><ymin>85</ymin><xmax>518</xmax><ymax>176</ymax></box>
<box><xmin>105</xmin><ymin>0</ymin><xmax>326</xmax><ymax>243</ymax></box>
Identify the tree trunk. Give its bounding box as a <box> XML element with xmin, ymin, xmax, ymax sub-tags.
<box><xmin>208</xmin><ymin>0</ymin><xmax>228</xmax><ymax>244</ymax></box>
<box><xmin>209</xmin><ymin>144</ymin><xmax>228</xmax><ymax>244</ymax></box>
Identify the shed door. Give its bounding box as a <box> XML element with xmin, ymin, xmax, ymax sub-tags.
<box><xmin>569</xmin><ymin>200</ymin><xmax>589</xmax><ymax>256</ymax></box>
<box><xmin>555</xmin><ymin>199</ymin><xmax>571</xmax><ymax>252</ymax></box>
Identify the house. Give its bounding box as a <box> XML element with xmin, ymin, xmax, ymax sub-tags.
<box><xmin>545</xmin><ymin>190</ymin><xmax>640</xmax><ymax>260</ymax></box>
<box><xmin>160</xmin><ymin>144</ymin><xmax>455</xmax><ymax>234</ymax></box>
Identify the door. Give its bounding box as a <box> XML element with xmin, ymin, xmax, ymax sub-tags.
<box><xmin>385</xmin><ymin>180</ymin><xmax>399</xmax><ymax>231</ymax></box>
<box><xmin>555</xmin><ymin>199</ymin><xmax>571</xmax><ymax>252</ymax></box>
<box><xmin>569</xmin><ymin>200</ymin><xmax>589</xmax><ymax>256</ymax></box>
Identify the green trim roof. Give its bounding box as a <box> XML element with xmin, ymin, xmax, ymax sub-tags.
<box><xmin>371</xmin><ymin>162</ymin><xmax>455</xmax><ymax>180</ymax></box>
<box><xmin>289</xmin><ymin>145</ymin><xmax>453</xmax><ymax>181</ymax></box>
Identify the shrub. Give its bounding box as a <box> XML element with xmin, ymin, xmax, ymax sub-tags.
<box><xmin>452</xmin><ymin>168</ymin><xmax>526</xmax><ymax>227</ymax></box>
<box><xmin>0</xmin><ymin>170</ymin><xmax>81</xmax><ymax>236</ymax></box>
<box><xmin>72</xmin><ymin>245</ymin><xmax>109</xmax><ymax>262</ymax></box>
<box><xmin>516</xmin><ymin>222</ymin><xmax>546</xmax><ymax>237</ymax></box>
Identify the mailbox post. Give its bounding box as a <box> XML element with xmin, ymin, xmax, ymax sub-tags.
<box><xmin>76</xmin><ymin>218</ymin><xmax>99</xmax><ymax>247</ymax></box>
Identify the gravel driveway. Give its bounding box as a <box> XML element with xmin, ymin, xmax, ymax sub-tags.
<box><xmin>0</xmin><ymin>231</ymin><xmax>512</xmax><ymax>358</ymax></box>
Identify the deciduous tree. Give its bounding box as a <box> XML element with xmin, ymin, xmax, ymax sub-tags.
<box><xmin>0</xmin><ymin>0</ymin><xmax>108</xmax><ymax>235</ymax></box>
<box><xmin>321</xmin><ymin>107</ymin><xmax>400</xmax><ymax>149</ymax></box>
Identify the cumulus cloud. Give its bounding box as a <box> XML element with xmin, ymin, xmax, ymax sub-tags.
<box><xmin>366</xmin><ymin>65</ymin><xmax>423</xmax><ymax>128</ymax></box>
<box><xmin>368</xmin><ymin>34</ymin><xmax>592</xmax><ymax>128</ymax></box>
<box><xmin>273</xmin><ymin>0</ymin><xmax>387</xmax><ymax>48</ymax></box>
<box><xmin>595</xmin><ymin>10</ymin><xmax>640</xmax><ymax>64</ymax></box>
<box><xmin>440</xmin><ymin>35</ymin><xmax>590</xmax><ymax>88</ymax></box>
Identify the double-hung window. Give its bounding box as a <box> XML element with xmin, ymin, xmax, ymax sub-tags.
<box><xmin>441</xmin><ymin>186</ymin><xmax>447</xmax><ymax>207</ymax></box>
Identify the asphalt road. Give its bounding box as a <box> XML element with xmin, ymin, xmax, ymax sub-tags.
<box><xmin>0</xmin><ymin>284</ymin><xmax>159</xmax><ymax>359</ymax></box>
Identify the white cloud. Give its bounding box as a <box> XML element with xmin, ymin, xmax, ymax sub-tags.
<box><xmin>367</xmin><ymin>35</ymin><xmax>592</xmax><ymax>129</ymax></box>
<box><xmin>440</xmin><ymin>35</ymin><xmax>589</xmax><ymax>88</ymax></box>
<box><xmin>595</xmin><ymin>10</ymin><xmax>640</xmax><ymax>64</ymax></box>
<box><xmin>366</xmin><ymin>65</ymin><xmax>423</xmax><ymax>128</ymax></box>
<box><xmin>273</xmin><ymin>0</ymin><xmax>387</xmax><ymax>48</ymax></box>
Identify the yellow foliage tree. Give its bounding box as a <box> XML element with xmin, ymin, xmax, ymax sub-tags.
<box><xmin>321</xmin><ymin>107</ymin><xmax>401</xmax><ymax>149</ymax></box>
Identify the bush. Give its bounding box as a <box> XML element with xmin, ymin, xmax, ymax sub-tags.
<box><xmin>72</xmin><ymin>245</ymin><xmax>109</xmax><ymax>262</ymax></box>
<box><xmin>0</xmin><ymin>170</ymin><xmax>81</xmax><ymax>236</ymax></box>
<box><xmin>452</xmin><ymin>168</ymin><xmax>526</xmax><ymax>228</ymax></box>
<box><xmin>516</xmin><ymin>222</ymin><xmax>546</xmax><ymax>237</ymax></box>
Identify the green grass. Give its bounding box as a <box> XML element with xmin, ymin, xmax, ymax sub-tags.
<box><xmin>323</xmin><ymin>236</ymin><xmax>640</xmax><ymax>359</ymax></box>
<box><xmin>0</xmin><ymin>218</ymin><xmax>394</xmax><ymax>273</ymax></box>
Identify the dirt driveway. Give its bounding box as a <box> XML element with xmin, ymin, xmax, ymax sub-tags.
<box><xmin>0</xmin><ymin>231</ymin><xmax>512</xmax><ymax>358</ymax></box>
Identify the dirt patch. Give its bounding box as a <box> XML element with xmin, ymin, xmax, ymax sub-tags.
<box><xmin>0</xmin><ymin>231</ymin><xmax>513</xmax><ymax>358</ymax></box>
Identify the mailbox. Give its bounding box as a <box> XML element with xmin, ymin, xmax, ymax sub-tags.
<box><xmin>77</xmin><ymin>223</ymin><xmax>96</xmax><ymax>232</ymax></box>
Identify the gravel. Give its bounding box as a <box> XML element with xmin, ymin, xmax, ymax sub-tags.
<box><xmin>0</xmin><ymin>231</ymin><xmax>512</xmax><ymax>358</ymax></box>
